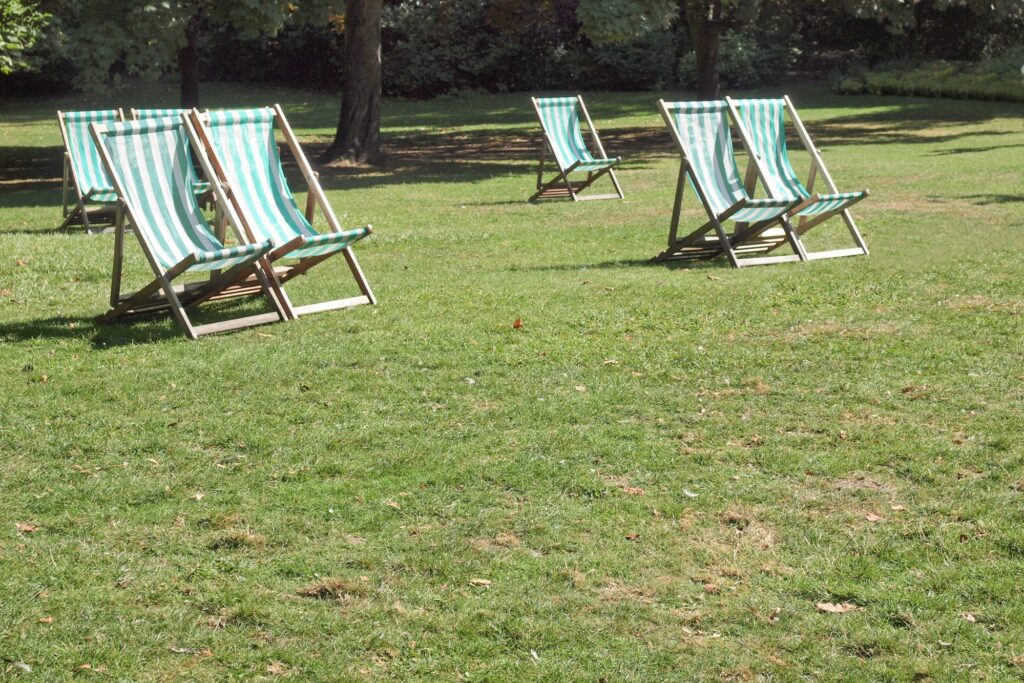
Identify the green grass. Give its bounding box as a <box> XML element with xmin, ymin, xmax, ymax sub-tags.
<box><xmin>1</xmin><ymin>81</ymin><xmax>1023</xmax><ymax>681</ymax></box>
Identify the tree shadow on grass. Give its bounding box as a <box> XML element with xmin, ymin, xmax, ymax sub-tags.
<box><xmin>505</xmin><ymin>256</ymin><xmax>734</xmax><ymax>273</ymax></box>
<box><xmin>959</xmin><ymin>194</ymin><xmax>1024</xmax><ymax>205</ymax></box>
<box><xmin>0</xmin><ymin>296</ymin><xmax>280</xmax><ymax>348</ymax></box>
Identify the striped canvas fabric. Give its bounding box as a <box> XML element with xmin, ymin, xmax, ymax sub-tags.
<box><xmin>62</xmin><ymin>110</ymin><xmax>121</xmax><ymax>203</ymax></box>
<box><xmin>664</xmin><ymin>101</ymin><xmax>792</xmax><ymax>223</ymax></box>
<box><xmin>95</xmin><ymin>117</ymin><xmax>272</xmax><ymax>273</ymax></box>
<box><xmin>202</xmin><ymin>108</ymin><xmax>370</xmax><ymax>259</ymax></box>
<box><xmin>535</xmin><ymin>97</ymin><xmax>618</xmax><ymax>173</ymax></box>
<box><xmin>731</xmin><ymin>98</ymin><xmax>866</xmax><ymax>217</ymax></box>
<box><xmin>132</xmin><ymin>109</ymin><xmax>211</xmax><ymax>195</ymax></box>
<box><xmin>133</xmin><ymin>108</ymin><xmax>188</xmax><ymax>119</ymax></box>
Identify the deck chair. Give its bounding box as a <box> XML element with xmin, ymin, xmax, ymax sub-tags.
<box><xmin>530</xmin><ymin>96</ymin><xmax>623</xmax><ymax>202</ymax></box>
<box><xmin>132</xmin><ymin>108</ymin><xmax>213</xmax><ymax>201</ymax></box>
<box><xmin>726</xmin><ymin>96</ymin><xmax>869</xmax><ymax>260</ymax></box>
<box><xmin>58</xmin><ymin>109</ymin><xmax>125</xmax><ymax>233</ymax></box>
<box><xmin>90</xmin><ymin>116</ymin><xmax>290</xmax><ymax>339</ymax></box>
<box><xmin>656</xmin><ymin>100</ymin><xmax>805</xmax><ymax>267</ymax></box>
<box><xmin>186</xmin><ymin>105</ymin><xmax>375</xmax><ymax>318</ymax></box>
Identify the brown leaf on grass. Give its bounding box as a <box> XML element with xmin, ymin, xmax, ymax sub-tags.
<box><xmin>703</xmin><ymin>583</ymin><xmax>720</xmax><ymax>595</ymax></box>
<box><xmin>192</xmin><ymin>492</ymin><xmax>204</xmax><ymax>501</ymax></box>
<box><xmin>15</xmin><ymin>522</ymin><xmax>39</xmax><ymax>533</ymax></box>
<box><xmin>512</xmin><ymin>318</ymin><xmax>523</xmax><ymax>330</ymax></box>
<box><xmin>0</xmin><ymin>288</ymin><xmax>12</xmax><ymax>298</ymax></box>
<box><xmin>864</xmin><ymin>513</ymin><xmax>884</xmax><ymax>523</ymax></box>
<box><xmin>706</xmin><ymin>274</ymin><xmax>722</xmax><ymax>281</ymax></box>
<box><xmin>961</xmin><ymin>613</ymin><xmax>977</xmax><ymax>623</ymax></box>
<box><xmin>168</xmin><ymin>646</ymin><xmax>212</xmax><ymax>656</ymax></box>
<box><xmin>574</xmin><ymin>385</ymin><xmax>587</xmax><ymax>392</ymax></box>
<box><xmin>38</xmin><ymin>616</ymin><xmax>53</xmax><ymax>624</ymax></box>
<box><xmin>16</xmin><ymin>257</ymin><xmax>30</xmax><ymax>267</ymax></box>
<box><xmin>891</xmin><ymin>505</ymin><xmax>907</xmax><ymax>511</ymax></box>
<box><xmin>816</xmin><ymin>602</ymin><xmax>860</xmax><ymax>613</ymax></box>
<box><xmin>602</xmin><ymin>358</ymin><xmax>620</xmax><ymax>366</ymax></box>
<box><xmin>1010</xmin><ymin>655</ymin><xmax>1024</xmax><ymax>667</ymax></box>
<box><xmin>624</xmin><ymin>533</ymin><xmax>640</xmax><ymax>541</ymax></box>
<box><xmin>621</xmin><ymin>486</ymin><xmax>645</xmax><ymax>496</ymax></box>
<box><xmin>297</xmin><ymin>578</ymin><xmax>367</xmax><ymax>601</ymax></box>
<box><xmin>266</xmin><ymin>661</ymin><xmax>289</xmax><ymax>675</ymax></box>
<box><xmin>469</xmin><ymin>578</ymin><xmax>492</xmax><ymax>587</ymax></box>
<box><xmin>384</xmin><ymin>500</ymin><xmax>401</xmax><ymax>510</ymax></box>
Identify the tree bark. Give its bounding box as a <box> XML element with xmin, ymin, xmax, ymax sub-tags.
<box><xmin>684</xmin><ymin>1</ymin><xmax>722</xmax><ymax>99</ymax></box>
<box><xmin>691</xmin><ymin>20</ymin><xmax>721</xmax><ymax>98</ymax></box>
<box><xmin>179</xmin><ymin>15</ymin><xmax>200</xmax><ymax>108</ymax></box>
<box><xmin>322</xmin><ymin>0</ymin><xmax>383</xmax><ymax>164</ymax></box>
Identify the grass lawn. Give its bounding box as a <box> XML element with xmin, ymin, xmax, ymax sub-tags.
<box><xmin>1</xmin><ymin>81</ymin><xmax>1023</xmax><ymax>681</ymax></box>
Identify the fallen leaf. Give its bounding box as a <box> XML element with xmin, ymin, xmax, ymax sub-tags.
<box><xmin>384</xmin><ymin>500</ymin><xmax>401</xmax><ymax>509</ymax></box>
<box><xmin>16</xmin><ymin>522</ymin><xmax>39</xmax><ymax>533</ymax></box>
<box><xmin>706</xmin><ymin>274</ymin><xmax>722</xmax><ymax>281</ymax></box>
<box><xmin>574</xmin><ymin>385</ymin><xmax>587</xmax><ymax>392</ymax></box>
<box><xmin>266</xmin><ymin>661</ymin><xmax>289</xmax><ymax>675</ymax></box>
<box><xmin>16</xmin><ymin>257</ymin><xmax>30</xmax><ymax>267</ymax></box>
<box><xmin>530</xmin><ymin>649</ymin><xmax>540</xmax><ymax>663</ymax></box>
<box><xmin>816</xmin><ymin>602</ymin><xmax>860</xmax><ymax>614</ymax></box>
<box><xmin>38</xmin><ymin>617</ymin><xmax>53</xmax><ymax>624</ymax></box>
<box><xmin>622</xmin><ymin>486</ymin><xmax>645</xmax><ymax>496</ymax></box>
<box><xmin>512</xmin><ymin>318</ymin><xmax>523</xmax><ymax>330</ymax></box>
<box><xmin>864</xmin><ymin>513</ymin><xmax>883</xmax><ymax>523</ymax></box>
<box><xmin>75</xmin><ymin>664</ymin><xmax>92</xmax><ymax>671</ymax></box>
<box><xmin>703</xmin><ymin>583</ymin><xmax>720</xmax><ymax>595</ymax></box>
<box><xmin>602</xmin><ymin>359</ymin><xmax>620</xmax><ymax>366</ymax></box>
<box><xmin>147</xmin><ymin>458</ymin><xmax>160</xmax><ymax>467</ymax></box>
<box><xmin>682</xmin><ymin>489</ymin><xmax>698</xmax><ymax>499</ymax></box>
<box><xmin>625</xmin><ymin>533</ymin><xmax>640</xmax><ymax>541</ymax></box>
<box><xmin>1010</xmin><ymin>655</ymin><xmax>1024</xmax><ymax>667</ymax></box>
<box><xmin>192</xmin><ymin>492</ymin><xmax>204</xmax><ymax>501</ymax></box>
<box><xmin>168</xmin><ymin>646</ymin><xmax>212</xmax><ymax>656</ymax></box>
<box><xmin>891</xmin><ymin>505</ymin><xmax>907</xmax><ymax>511</ymax></box>
<box><xmin>961</xmin><ymin>613</ymin><xmax>977</xmax><ymax>623</ymax></box>
<box><xmin>469</xmin><ymin>578</ymin><xmax>492</xmax><ymax>587</ymax></box>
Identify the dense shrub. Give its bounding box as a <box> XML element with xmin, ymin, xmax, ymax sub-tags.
<box><xmin>678</xmin><ymin>32</ymin><xmax>798</xmax><ymax>90</ymax></box>
<box><xmin>833</xmin><ymin>49</ymin><xmax>1024</xmax><ymax>103</ymax></box>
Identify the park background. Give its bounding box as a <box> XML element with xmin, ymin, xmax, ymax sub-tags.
<box><xmin>2</xmin><ymin>0</ymin><xmax>1024</xmax><ymax>680</ymax></box>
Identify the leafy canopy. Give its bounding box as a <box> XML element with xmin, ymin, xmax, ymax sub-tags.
<box><xmin>0</xmin><ymin>0</ymin><xmax>50</xmax><ymax>74</ymax></box>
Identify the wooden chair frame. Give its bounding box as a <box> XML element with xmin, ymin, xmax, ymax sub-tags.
<box><xmin>89</xmin><ymin>121</ymin><xmax>290</xmax><ymax>339</ymax></box>
<box><xmin>726</xmin><ymin>95</ymin><xmax>869</xmax><ymax>261</ymax></box>
<box><xmin>529</xmin><ymin>95</ymin><xmax>624</xmax><ymax>202</ymax></box>
<box><xmin>57</xmin><ymin>109</ymin><xmax>125</xmax><ymax>234</ymax></box>
<box><xmin>655</xmin><ymin>100</ymin><xmax>805</xmax><ymax>268</ymax></box>
<box><xmin>187</xmin><ymin>105</ymin><xmax>376</xmax><ymax>318</ymax></box>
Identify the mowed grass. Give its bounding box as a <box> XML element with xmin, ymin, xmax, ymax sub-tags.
<box><xmin>1</xmin><ymin>81</ymin><xmax>1023</xmax><ymax>681</ymax></box>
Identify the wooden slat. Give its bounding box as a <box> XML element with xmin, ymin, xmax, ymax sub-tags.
<box><xmin>192</xmin><ymin>312</ymin><xmax>281</xmax><ymax>336</ymax></box>
<box><xmin>292</xmin><ymin>296</ymin><xmax>372</xmax><ymax>317</ymax></box>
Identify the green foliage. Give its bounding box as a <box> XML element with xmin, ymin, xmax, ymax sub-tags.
<box><xmin>55</xmin><ymin>0</ymin><xmax>325</xmax><ymax>90</ymax></box>
<box><xmin>557</xmin><ymin>29</ymin><xmax>678</xmax><ymax>91</ymax></box>
<box><xmin>575</xmin><ymin>0</ymin><xmax>676</xmax><ymax>42</ymax></box>
<box><xmin>834</xmin><ymin>49</ymin><xmax>1024</xmax><ymax>103</ymax></box>
<box><xmin>678</xmin><ymin>30</ymin><xmax>796</xmax><ymax>89</ymax></box>
<box><xmin>0</xmin><ymin>0</ymin><xmax>50</xmax><ymax>74</ymax></box>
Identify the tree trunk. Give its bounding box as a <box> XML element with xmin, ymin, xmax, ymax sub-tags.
<box><xmin>322</xmin><ymin>0</ymin><xmax>383</xmax><ymax>164</ymax></box>
<box><xmin>686</xmin><ymin>4</ymin><xmax>721</xmax><ymax>98</ymax></box>
<box><xmin>179</xmin><ymin>15</ymin><xmax>200</xmax><ymax>108</ymax></box>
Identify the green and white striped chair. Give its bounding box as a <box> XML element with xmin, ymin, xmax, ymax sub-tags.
<box><xmin>131</xmin><ymin>108</ymin><xmax>189</xmax><ymax>119</ymax></box>
<box><xmin>90</xmin><ymin>116</ymin><xmax>289</xmax><ymax>339</ymax></box>
<box><xmin>656</xmin><ymin>100</ymin><xmax>805</xmax><ymax>267</ymax></box>
<box><xmin>187</xmin><ymin>105</ymin><xmax>375</xmax><ymax>318</ymax></box>
<box><xmin>132</xmin><ymin>108</ymin><xmax>213</xmax><ymax>200</ymax></box>
<box><xmin>530</xmin><ymin>96</ymin><xmax>623</xmax><ymax>202</ymax></box>
<box><xmin>726</xmin><ymin>96</ymin><xmax>869</xmax><ymax>260</ymax></box>
<box><xmin>57</xmin><ymin>109</ymin><xmax>124</xmax><ymax>233</ymax></box>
